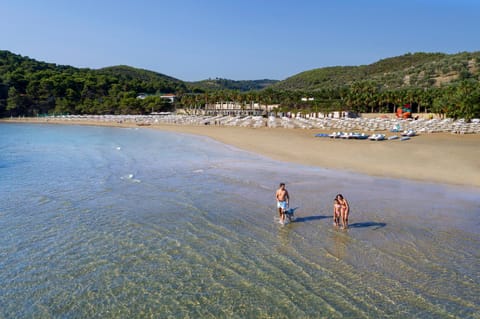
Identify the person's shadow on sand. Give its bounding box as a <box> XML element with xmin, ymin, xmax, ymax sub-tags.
<box><xmin>348</xmin><ymin>222</ymin><xmax>386</xmax><ymax>230</ymax></box>
<box><xmin>294</xmin><ymin>215</ymin><xmax>330</xmax><ymax>223</ymax></box>
<box><xmin>287</xmin><ymin>208</ymin><xmax>331</xmax><ymax>223</ymax></box>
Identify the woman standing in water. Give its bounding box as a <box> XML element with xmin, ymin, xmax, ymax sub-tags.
<box><xmin>336</xmin><ymin>194</ymin><xmax>350</xmax><ymax>229</ymax></box>
<box><xmin>333</xmin><ymin>198</ymin><xmax>342</xmax><ymax>227</ymax></box>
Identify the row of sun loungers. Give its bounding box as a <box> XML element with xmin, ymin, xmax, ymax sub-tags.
<box><xmin>41</xmin><ymin>114</ymin><xmax>480</xmax><ymax>134</ymax></box>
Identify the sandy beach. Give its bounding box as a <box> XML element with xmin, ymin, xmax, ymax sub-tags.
<box><xmin>2</xmin><ymin>117</ymin><xmax>480</xmax><ymax>188</ymax></box>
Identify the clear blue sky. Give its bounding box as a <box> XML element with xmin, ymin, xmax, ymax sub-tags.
<box><xmin>2</xmin><ymin>0</ymin><xmax>479</xmax><ymax>81</ymax></box>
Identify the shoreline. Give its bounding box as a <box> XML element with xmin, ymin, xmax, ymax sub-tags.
<box><xmin>2</xmin><ymin>117</ymin><xmax>480</xmax><ymax>188</ymax></box>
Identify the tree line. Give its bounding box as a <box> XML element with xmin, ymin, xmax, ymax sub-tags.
<box><xmin>180</xmin><ymin>82</ymin><xmax>480</xmax><ymax>120</ymax></box>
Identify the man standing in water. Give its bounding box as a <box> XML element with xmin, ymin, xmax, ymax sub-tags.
<box><xmin>276</xmin><ymin>183</ymin><xmax>290</xmax><ymax>225</ymax></box>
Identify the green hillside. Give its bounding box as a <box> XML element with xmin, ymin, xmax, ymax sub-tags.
<box><xmin>97</xmin><ymin>65</ymin><xmax>184</xmax><ymax>86</ymax></box>
<box><xmin>189</xmin><ymin>78</ymin><xmax>278</xmax><ymax>92</ymax></box>
<box><xmin>274</xmin><ymin>52</ymin><xmax>480</xmax><ymax>90</ymax></box>
<box><xmin>0</xmin><ymin>50</ymin><xmax>187</xmax><ymax>116</ymax></box>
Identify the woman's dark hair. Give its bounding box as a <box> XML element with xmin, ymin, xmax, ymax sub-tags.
<box><xmin>336</xmin><ymin>194</ymin><xmax>343</xmax><ymax>200</ymax></box>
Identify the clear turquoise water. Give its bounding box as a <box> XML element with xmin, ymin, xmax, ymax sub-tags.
<box><xmin>0</xmin><ymin>123</ymin><xmax>479</xmax><ymax>318</ymax></box>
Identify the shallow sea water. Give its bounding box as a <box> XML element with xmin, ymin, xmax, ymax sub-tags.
<box><xmin>0</xmin><ymin>123</ymin><xmax>479</xmax><ymax>318</ymax></box>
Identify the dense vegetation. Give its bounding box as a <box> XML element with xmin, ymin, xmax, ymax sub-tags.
<box><xmin>274</xmin><ymin>52</ymin><xmax>479</xmax><ymax>90</ymax></box>
<box><xmin>0</xmin><ymin>51</ymin><xmax>187</xmax><ymax>116</ymax></box>
<box><xmin>1</xmin><ymin>50</ymin><xmax>480</xmax><ymax>120</ymax></box>
<box><xmin>190</xmin><ymin>78</ymin><xmax>278</xmax><ymax>92</ymax></box>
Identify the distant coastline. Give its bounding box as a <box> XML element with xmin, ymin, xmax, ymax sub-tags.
<box><xmin>2</xmin><ymin>116</ymin><xmax>479</xmax><ymax>188</ymax></box>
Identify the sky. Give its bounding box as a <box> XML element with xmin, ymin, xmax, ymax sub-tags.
<box><xmin>2</xmin><ymin>0</ymin><xmax>480</xmax><ymax>81</ymax></box>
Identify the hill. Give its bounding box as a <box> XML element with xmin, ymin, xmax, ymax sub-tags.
<box><xmin>273</xmin><ymin>52</ymin><xmax>480</xmax><ymax>90</ymax></box>
<box><xmin>189</xmin><ymin>78</ymin><xmax>278</xmax><ymax>92</ymax></box>
<box><xmin>96</xmin><ymin>65</ymin><xmax>184</xmax><ymax>86</ymax></box>
<box><xmin>0</xmin><ymin>50</ymin><xmax>187</xmax><ymax>91</ymax></box>
<box><xmin>0</xmin><ymin>50</ymin><xmax>188</xmax><ymax>116</ymax></box>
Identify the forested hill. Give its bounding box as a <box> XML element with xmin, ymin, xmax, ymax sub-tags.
<box><xmin>0</xmin><ymin>50</ymin><xmax>188</xmax><ymax>115</ymax></box>
<box><xmin>273</xmin><ymin>52</ymin><xmax>480</xmax><ymax>90</ymax></box>
<box><xmin>189</xmin><ymin>78</ymin><xmax>278</xmax><ymax>92</ymax></box>
<box><xmin>0</xmin><ymin>51</ymin><xmax>185</xmax><ymax>87</ymax></box>
<box><xmin>96</xmin><ymin>65</ymin><xmax>184</xmax><ymax>87</ymax></box>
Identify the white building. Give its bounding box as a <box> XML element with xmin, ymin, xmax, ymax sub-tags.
<box><xmin>136</xmin><ymin>93</ymin><xmax>176</xmax><ymax>103</ymax></box>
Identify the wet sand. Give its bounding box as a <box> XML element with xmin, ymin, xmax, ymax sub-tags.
<box><xmin>2</xmin><ymin>118</ymin><xmax>480</xmax><ymax>188</ymax></box>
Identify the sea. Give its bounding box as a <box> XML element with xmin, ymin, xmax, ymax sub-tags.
<box><xmin>0</xmin><ymin>123</ymin><xmax>479</xmax><ymax>318</ymax></box>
